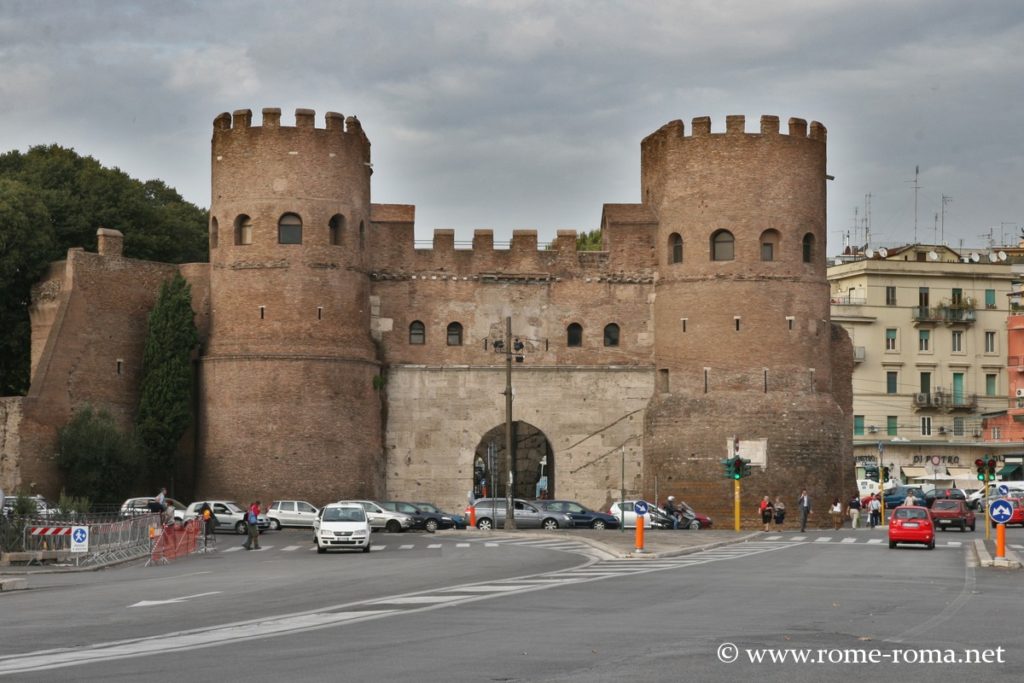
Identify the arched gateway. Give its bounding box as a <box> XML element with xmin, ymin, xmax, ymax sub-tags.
<box><xmin>473</xmin><ymin>422</ymin><xmax>553</xmax><ymax>500</ymax></box>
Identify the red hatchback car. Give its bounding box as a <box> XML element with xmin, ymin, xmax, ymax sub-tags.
<box><xmin>888</xmin><ymin>505</ymin><xmax>935</xmax><ymax>550</ymax></box>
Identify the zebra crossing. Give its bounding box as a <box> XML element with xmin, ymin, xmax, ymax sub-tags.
<box><xmin>216</xmin><ymin>535</ymin><xmax>602</xmax><ymax>557</ymax></box>
<box><xmin>761</xmin><ymin>534</ymin><xmax>964</xmax><ymax>548</ymax></box>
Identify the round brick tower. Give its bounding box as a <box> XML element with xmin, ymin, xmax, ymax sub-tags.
<box><xmin>198</xmin><ymin>107</ymin><xmax>383</xmax><ymax>504</ymax></box>
<box><xmin>642</xmin><ymin>115</ymin><xmax>852</xmax><ymax>526</ymax></box>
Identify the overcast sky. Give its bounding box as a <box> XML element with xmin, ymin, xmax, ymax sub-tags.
<box><xmin>2</xmin><ymin>0</ymin><xmax>1022</xmax><ymax>254</ymax></box>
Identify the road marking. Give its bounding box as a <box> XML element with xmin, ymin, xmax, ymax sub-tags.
<box><xmin>814</xmin><ymin>537</ymin><xmax>832</xmax><ymax>543</ymax></box>
<box><xmin>399</xmin><ymin>544</ymin><xmax>414</xmax><ymax>550</ymax></box>
<box><xmin>427</xmin><ymin>544</ymin><xmax>442</xmax><ymax>549</ymax></box>
<box><xmin>945</xmin><ymin>542</ymin><xmax>962</xmax><ymax>547</ymax></box>
<box><xmin>129</xmin><ymin>591</ymin><xmax>222</xmax><ymax>608</ymax></box>
<box><xmin>866</xmin><ymin>539</ymin><xmax>883</xmax><ymax>544</ymax></box>
<box><xmin>840</xmin><ymin>538</ymin><xmax>857</xmax><ymax>543</ymax></box>
<box><xmin>484</xmin><ymin>542</ymin><xmax>499</xmax><ymax>547</ymax></box>
<box><xmin>456</xmin><ymin>543</ymin><xmax>470</xmax><ymax>548</ymax></box>
<box><xmin>443</xmin><ymin>584</ymin><xmax>537</xmax><ymax>593</ymax></box>
<box><xmin>369</xmin><ymin>595</ymin><xmax>464</xmax><ymax>605</ymax></box>
<box><xmin>222</xmin><ymin>547</ymin><xmax>243</xmax><ymax>553</ymax></box>
<box><xmin>764</xmin><ymin>535</ymin><xmax>782</xmax><ymax>540</ymax></box>
<box><xmin>281</xmin><ymin>545</ymin><xmax>301</xmax><ymax>552</ymax></box>
<box><xmin>1010</xmin><ymin>544</ymin><xmax>1024</xmax><ymax>550</ymax></box>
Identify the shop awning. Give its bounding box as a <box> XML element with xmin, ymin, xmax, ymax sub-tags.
<box><xmin>947</xmin><ymin>467</ymin><xmax>975</xmax><ymax>481</ymax></box>
<box><xmin>901</xmin><ymin>467</ymin><xmax>930</xmax><ymax>479</ymax></box>
<box><xmin>997</xmin><ymin>463</ymin><xmax>1022</xmax><ymax>478</ymax></box>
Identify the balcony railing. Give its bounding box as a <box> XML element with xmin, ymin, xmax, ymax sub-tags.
<box><xmin>911</xmin><ymin>305</ymin><xmax>976</xmax><ymax>324</ymax></box>
<box><xmin>830</xmin><ymin>294</ymin><xmax>867</xmax><ymax>305</ymax></box>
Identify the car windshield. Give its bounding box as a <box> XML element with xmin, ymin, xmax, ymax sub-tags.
<box><xmin>933</xmin><ymin>500</ymin><xmax>959</xmax><ymax>510</ymax></box>
<box><xmin>414</xmin><ymin>503</ymin><xmax>440</xmax><ymax>513</ymax></box>
<box><xmin>322</xmin><ymin>507</ymin><xmax>366</xmax><ymax>522</ymax></box>
<box><xmin>894</xmin><ymin>508</ymin><xmax>928</xmax><ymax>519</ymax></box>
<box><xmin>224</xmin><ymin>502</ymin><xmax>244</xmax><ymax>513</ymax></box>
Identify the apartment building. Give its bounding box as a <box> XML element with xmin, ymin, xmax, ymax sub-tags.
<box><xmin>829</xmin><ymin>243</ymin><xmax>1020</xmax><ymax>488</ymax></box>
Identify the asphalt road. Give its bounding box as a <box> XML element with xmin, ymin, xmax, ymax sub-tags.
<box><xmin>2</xmin><ymin>526</ymin><xmax>1022</xmax><ymax>681</ymax></box>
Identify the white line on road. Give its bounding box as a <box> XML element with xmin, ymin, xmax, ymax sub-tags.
<box><xmin>814</xmin><ymin>537</ymin><xmax>832</xmax><ymax>543</ymax></box>
<box><xmin>399</xmin><ymin>544</ymin><xmax>414</xmax><ymax>550</ymax></box>
<box><xmin>281</xmin><ymin>545</ymin><xmax>301</xmax><ymax>552</ymax></box>
<box><xmin>764</xmin><ymin>535</ymin><xmax>782</xmax><ymax>540</ymax></box>
<box><xmin>840</xmin><ymin>538</ymin><xmax>857</xmax><ymax>543</ymax></box>
<box><xmin>129</xmin><ymin>591</ymin><xmax>222</xmax><ymax>608</ymax></box>
<box><xmin>427</xmin><ymin>544</ymin><xmax>442</xmax><ymax>549</ymax></box>
<box><xmin>867</xmin><ymin>539</ymin><xmax>883</xmax><ymax>544</ymax></box>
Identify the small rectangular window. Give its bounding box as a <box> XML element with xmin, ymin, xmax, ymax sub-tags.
<box><xmin>116</xmin><ymin>359</ymin><xmax>123</xmax><ymax>376</ymax></box>
<box><xmin>887</xmin><ymin>416</ymin><xmax>898</xmax><ymax>436</ymax></box>
<box><xmin>886</xmin><ymin>371</ymin><xmax>897</xmax><ymax>394</ymax></box>
<box><xmin>761</xmin><ymin>242</ymin><xmax>774</xmax><ymax>261</ymax></box>
<box><xmin>259</xmin><ymin>305</ymin><xmax>265</xmax><ymax>320</ymax></box>
<box><xmin>734</xmin><ymin>316</ymin><xmax>741</xmax><ymax>332</ymax></box>
<box><xmin>680</xmin><ymin>318</ymin><xmax>687</xmax><ymax>333</ymax></box>
<box><xmin>658</xmin><ymin>369</ymin><xmax>669</xmax><ymax>393</ymax></box>
<box><xmin>985</xmin><ymin>331</ymin><xmax>996</xmax><ymax>353</ymax></box>
<box><xmin>986</xmin><ymin>374</ymin><xmax>997</xmax><ymax>396</ymax></box>
<box><xmin>854</xmin><ymin>415</ymin><xmax>865</xmax><ymax>435</ymax></box>
<box><xmin>918</xmin><ymin>329</ymin><xmax>930</xmax><ymax>352</ymax></box>
<box><xmin>920</xmin><ymin>416</ymin><xmax>932</xmax><ymax>436</ymax></box>
<box><xmin>786</xmin><ymin>316</ymin><xmax>794</xmax><ymax>331</ymax></box>
<box><xmin>885</xmin><ymin>286</ymin><xmax>897</xmax><ymax>306</ymax></box>
<box><xmin>920</xmin><ymin>372</ymin><xmax>931</xmax><ymax>393</ymax></box>
<box><xmin>951</xmin><ymin>288</ymin><xmax>963</xmax><ymax>305</ymax></box>
<box><xmin>885</xmin><ymin>328</ymin><xmax>897</xmax><ymax>351</ymax></box>
<box><xmin>953</xmin><ymin>417</ymin><xmax>965</xmax><ymax>437</ymax></box>
<box><xmin>317</xmin><ymin>306</ymin><xmax>323</xmax><ymax>321</ymax></box>
<box><xmin>985</xmin><ymin>289</ymin><xmax>996</xmax><ymax>308</ymax></box>
<box><xmin>952</xmin><ymin>330</ymin><xmax>963</xmax><ymax>353</ymax></box>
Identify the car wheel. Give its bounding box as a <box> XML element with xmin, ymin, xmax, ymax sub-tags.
<box><xmin>362</xmin><ymin>542</ymin><xmax>372</xmax><ymax>553</ymax></box>
<box><xmin>424</xmin><ymin>519</ymin><xmax>438</xmax><ymax>533</ymax></box>
<box><xmin>970</xmin><ymin>524</ymin><xmax>976</xmax><ymax>532</ymax></box>
<box><xmin>269</xmin><ymin>518</ymin><xmax>281</xmax><ymax>531</ymax></box>
<box><xmin>385</xmin><ymin>519</ymin><xmax>402</xmax><ymax>533</ymax></box>
<box><xmin>889</xmin><ymin>541</ymin><xmax>897</xmax><ymax>549</ymax></box>
<box><xmin>542</xmin><ymin>518</ymin><xmax>559</xmax><ymax>530</ymax></box>
<box><xmin>927</xmin><ymin>539</ymin><xmax>935</xmax><ymax>550</ymax></box>
<box><xmin>591</xmin><ymin>519</ymin><xmax>607</xmax><ymax>530</ymax></box>
<box><xmin>235</xmin><ymin>521</ymin><xmax>247</xmax><ymax>535</ymax></box>
<box><xmin>316</xmin><ymin>542</ymin><xmax>326</xmax><ymax>554</ymax></box>
<box><xmin>960</xmin><ymin>521</ymin><xmax>966</xmax><ymax>532</ymax></box>
<box><xmin>689</xmin><ymin>519</ymin><xmax>701</xmax><ymax>530</ymax></box>
<box><xmin>477</xmin><ymin>518</ymin><xmax>493</xmax><ymax>531</ymax></box>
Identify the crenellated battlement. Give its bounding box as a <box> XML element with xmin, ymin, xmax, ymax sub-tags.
<box><xmin>641</xmin><ymin>114</ymin><xmax>826</xmax><ymax>149</ymax></box>
<box><xmin>213</xmin><ymin>107</ymin><xmax>366</xmax><ymax>138</ymax></box>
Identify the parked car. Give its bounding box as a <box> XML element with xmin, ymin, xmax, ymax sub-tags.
<box><xmin>988</xmin><ymin>497</ymin><xmax>1024</xmax><ymax>528</ymax></box>
<box><xmin>2</xmin><ymin>494</ymin><xmax>59</xmax><ymax>518</ymax></box>
<box><xmin>882</xmin><ymin>486</ymin><xmax>926</xmax><ymax>510</ymax></box>
<box><xmin>412</xmin><ymin>502</ymin><xmax>467</xmax><ymax>529</ymax></box>
<box><xmin>470</xmin><ymin>498</ymin><xmax>574</xmax><ymax>530</ymax></box>
<box><xmin>535</xmin><ymin>500</ymin><xmax>620</xmax><ymax>530</ymax></box>
<box><xmin>968</xmin><ymin>485</ymin><xmax>1024</xmax><ymax>510</ymax></box>
<box><xmin>380</xmin><ymin>501</ymin><xmax>455</xmax><ymax>532</ymax></box>
<box><xmin>888</xmin><ymin>506</ymin><xmax>935</xmax><ymax>550</ymax></box>
<box><xmin>335</xmin><ymin>500</ymin><xmax>414</xmax><ymax>532</ymax></box>
<box><xmin>183</xmin><ymin>500</ymin><xmax>270</xmax><ymax>534</ymax></box>
<box><xmin>929</xmin><ymin>499</ymin><xmax>975</xmax><ymax>532</ymax></box>
<box><xmin>608</xmin><ymin>500</ymin><xmax>672</xmax><ymax>529</ymax></box>
<box><xmin>120</xmin><ymin>496</ymin><xmax>189</xmax><ymax>521</ymax></box>
<box><xmin>266</xmin><ymin>500</ymin><xmax>320</xmax><ymax>529</ymax></box>
<box><xmin>921</xmin><ymin>488</ymin><xmax>967</xmax><ymax>508</ymax></box>
<box><xmin>313</xmin><ymin>503</ymin><xmax>372</xmax><ymax>553</ymax></box>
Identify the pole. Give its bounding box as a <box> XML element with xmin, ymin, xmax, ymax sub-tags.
<box><xmin>984</xmin><ymin>477</ymin><xmax>991</xmax><ymax>542</ymax></box>
<box><xmin>995</xmin><ymin>522</ymin><xmax>1006</xmax><ymax>559</ymax></box>
<box><xmin>733</xmin><ymin>479</ymin><xmax>741</xmax><ymax>531</ymax></box>
<box><xmin>635</xmin><ymin>514</ymin><xmax>645</xmax><ymax>552</ymax></box>
<box><xmin>504</xmin><ymin>316</ymin><xmax>516</xmax><ymax>529</ymax></box>
<box><xmin>620</xmin><ymin>448</ymin><xmax>625</xmax><ymax>534</ymax></box>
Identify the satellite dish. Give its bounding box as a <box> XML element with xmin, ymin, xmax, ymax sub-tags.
<box><xmin>999</xmin><ymin>251</ymin><xmax>1008</xmax><ymax>261</ymax></box>
<box><xmin>989</xmin><ymin>252</ymin><xmax>999</xmax><ymax>262</ymax></box>
<box><xmin>865</xmin><ymin>248</ymin><xmax>875</xmax><ymax>258</ymax></box>
<box><xmin>927</xmin><ymin>251</ymin><xmax>939</xmax><ymax>261</ymax></box>
<box><xmin>971</xmin><ymin>252</ymin><xmax>981</xmax><ymax>263</ymax></box>
<box><xmin>878</xmin><ymin>248</ymin><xmax>888</xmax><ymax>258</ymax></box>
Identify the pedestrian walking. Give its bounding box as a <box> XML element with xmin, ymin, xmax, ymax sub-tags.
<box><xmin>242</xmin><ymin>500</ymin><xmax>261</xmax><ymax>550</ymax></box>
<box><xmin>830</xmin><ymin>497</ymin><xmax>843</xmax><ymax>530</ymax></box>
<box><xmin>773</xmin><ymin>496</ymin><xmax>786</xmax><ymax>529</ymax></box>
<box><xmin>848</xmin><ymin>493</ymin><xmax>861</xmax><ymax>529</ymax></box>
<box><xmin>798</xmin><ymin>489</ymin><xmax>811</xmax><ymax>532</ymax></box>
<box><xmin>869</xmin><ymin>494</ymin><xmax>881</xmax><ymax>528</ymax></box>
<box><xmin>199</xmin><ymin>502</ymin><xmax>218</xmax><ymax>549</ymax></box>
<box><xmin>759</xmin><ymin>495</ymin><xmax>774</xmax><ymax>531</ymax></box>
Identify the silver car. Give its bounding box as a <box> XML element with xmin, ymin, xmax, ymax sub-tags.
<box><xmin>267</xmin><ymin>500</ymin><xmax>320</xmax><ymax>530</ymax></box>
<box><xmin>471</xmin><ymin>498</ymin><xmax>574</xmax><ymax>530</ymax></box>
<box><xmin>336</xmin><ymin>500</ymin><xmax>414</xmax><ymax>533</ymax></box>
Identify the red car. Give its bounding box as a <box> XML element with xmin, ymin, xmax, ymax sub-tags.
<box><xmin>888</xmin><ymin>505</ymin><xmax>935</xmax><ymax>550</ymax></box>
<box><xmin>930</xmin><ymin>499</ymin><xmax>975</xmax><ymax>532</ymax></box>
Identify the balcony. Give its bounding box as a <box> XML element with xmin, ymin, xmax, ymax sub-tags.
<box><xmin>939</xmin><ymin>392</ymin><xmax>978</xmax><ymax>412</ymax></box>
<box><xmin>911</xmin><ymin>305</ymin><xmax>976</xmax><ymax>325</ymax></box>
<box><xmin>830</xmin><ymin>294</ymin><xmax>867</xmax><ymax>306</ymax></box>
<box><xmin>911</xmin><ymin>306</ymin><xmax>944</xmax><ymax>323</ymax></box>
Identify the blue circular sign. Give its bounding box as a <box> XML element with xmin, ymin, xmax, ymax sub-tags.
<box><xmin>997</xmin><ymin>484</ymin><xmax>1009</xmax><ymax>496</ymax></box>
<box><xmin>989</xmin><ymin>499</ymin><xmax>1014</xmax><ymax>524</ymax></box>
<box><xmin>633</xmin><ymin>501</ymin><xmax>649</xmax><ymax>516</ymax></box>
<box><xmin>72</xmin><ymin>528</ymin><xmax>87</xmax><ymax>543</ymax></box>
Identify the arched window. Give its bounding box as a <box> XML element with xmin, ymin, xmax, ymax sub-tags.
<box><xmin>234</xmin><ymin>215</ymin><xmax>252</xmax><ymax>245</ymax></box>
<box><xmin>760</xmin><ymin>229</ymin><xmax>780</xmax><ymax>262</ymax></box>
<box><xmin>409</xmin><ymin>321</ymin><xmax>425</xmax><ymax>345</ymax></box>
<box><xmin>802</xmin><ymin>233</ymin><xmax>815</xmax><ymax>263</ymax></box>
<box><xmin>711</xmin><ymin>230</ymin><xmax>735</xmax><ymax>261</ymax></box>
<box><xmin>669</xmin><ymin>233</ymin><xmax>683</xmax><ymax>264</ymax></box>
<box><xmin>446</xmin><ymin>322</ymin><xmax>463</xmax><ymax>346</ymax></box>
<box><xmin>210</xmin><ymin>217</ymin><xmax>219</xmax><ymax>250</ymax></box>
<box><xmin>329</xmin><ymin>214</ymin><xmax>345</xmax><ymax>246</ymax></box>
<box><xmin>567</xmin><ymin>323</ymin><xmax>583</xmax><ymax>348</ymax></box>
<box><xmin>278</xmin><ymin>213</ymin><xmax>302</xmax><ymax>244</ymax></box>
<box><xmin>603</xmin><ymin>323</ymin><xmax>620</xmax><ymax>347</ymax></box>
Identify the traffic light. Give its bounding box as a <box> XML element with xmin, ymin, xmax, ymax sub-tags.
<box><xmin>740</xmin><ymin>459</ymin><xmax>751</xmax><ymax>478</ymax></box>
<box><xmin>882</xmin><ymin>467</ymin><xmax>890</xmax><ymax>482</ymax></box>
<box><xmin>731</xmin><ymin>456</ymin><xmax>744</xmax><ymax>480</ymax></box>
<box><xmin>721</xmin><ymin>458</ymin><xmax>734</xmax><ymax>480</ymax></box>
<box><xmin>987</xmin><ymin>458</ymin><xmax>997</xmax><ymax>480</ymax></box>
<box><xmin>976</xmin><ymin>458</ymin><xmax>986</xmax><ymax>481</ymax></box>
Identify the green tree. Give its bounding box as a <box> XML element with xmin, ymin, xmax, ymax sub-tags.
<box><xmin>0</xmin><ymin>145</ymin><xmax>208</xmax><ymax>394</ymax></box>
<box><xmin>136</xmin><ymin>273</ymin><xmax>198</xmax><ymax>481</ymax></box>
<box><xmin>575</xmin><ymin>228</ymin><xmax>603</xmax><ymax>251</ymax></box>
<box><xmin>0</xmin><ymin>178</ymin><xmax>56</xmax><ymax>394</ymax></box>
<box><xmin>56</xmin><ymin>406</ymin><xmax>141</xmax><ymax>506</ymax></box>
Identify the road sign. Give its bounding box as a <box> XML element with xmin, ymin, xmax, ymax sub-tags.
<box><xmin>70</xmin><ymin>526</ymin><xmax>89</xmax><ymax>553</ymax></box>
<box><xmin>998</xmin><ymin>484</ymin><xmax>1009</xmax><ymax>496</ymax></box>
<box><xmin>633</xmin><ymin>501</ymin><xmax>649</xmax><ymax>516</ymax></box>
<box><xmin>988</xmin><ymin>500</ymin><xmax>1013</xmax><ymax>525</ymax></box>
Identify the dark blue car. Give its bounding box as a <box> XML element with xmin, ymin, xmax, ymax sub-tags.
<box><xmin>883</xmin><ymin>486</ymin><xmax>926</xmax><ymax>511</ymax></box>
<box><xmin>536</xmin><ymin>500</ymin><xmax>620</xmax><ymax>530</ymax></box>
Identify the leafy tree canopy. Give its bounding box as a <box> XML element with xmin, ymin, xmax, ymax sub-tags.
<box><xmin>0</xmin><ymin>145</ymin><xmax>208</xmax><ymax>394</ymax></box>
<box><xmin>56</xmin><ymin>405</ymin><xmax>141</xmax><ymax>507</ymax></box>
<box><xmin>575</xmin><ymin>228</ymin><xmax>603</xmax><ymax>251</ymax></box>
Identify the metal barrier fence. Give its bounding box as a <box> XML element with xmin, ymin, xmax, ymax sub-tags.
<box><xmin>14</xmin><ymin>514</ymin><xmax>162</xmax><ymax>567</ymax></box>
<box><xmin>146</xmin><ymin>518</ymin><xmax>202</xmax><ymax>566</ymax></box>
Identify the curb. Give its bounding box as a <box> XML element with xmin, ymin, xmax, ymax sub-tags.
<box><xmin>0</xmin><ymin>577</ymin><xmax>28</xmax><ymax>592</ymax></box>
<box><xmin>624</xmin><ymin>532</ymin><xmax>765</xmax><ymax>559</ymax></box>
<box><xmin>973</xmin><ymin>538</ymin><xmax>1022</xmax><ymax>569</ymax></box>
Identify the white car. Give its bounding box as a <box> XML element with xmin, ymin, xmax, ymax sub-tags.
<box><xmin>184</xmin><ymin>500</ymin><xmax>270</xmax><ymax>534</ymax></box>
<box><xmin>608</xmin><ymin>500</ymin><xmax>673</xmax><ymax>529</ymax></box>
<box><xmin>267</xmin><ymin>500</ymin><xmax>320</xmax><ymax>529</ymax></box>
<box><xmin>968</xmin><ymin>485</ymin><xmax>1024</xmax><ymax>509</ymax></box>
<box><xmin>335</xmin><ymin>500</ymin><xmax>414</xmax><ymax>532</ymax></box>
<box><xmin>314</xmin><ymin>503</ymin><xmax>372</xmax><ymax>553</ymax></box>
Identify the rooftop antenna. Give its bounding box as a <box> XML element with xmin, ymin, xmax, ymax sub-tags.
<box><xmin>978</xmin><ymin>227</ymin><xmax>995</xmax><ymax>248</ymax></box>
<box><xmin>941</xmin><ymin>194</ymin><xmax>953</xmax><ymax>244</ymax></box>
<box><xmin>864</xmin><ymin>193</ymin><xmax>872</xmax><ymax>246</ymax></box>
<box><xmin>933</xmin><ymin>212</ymin><xmax>939</xmax><ymax>244</ymax></box>
<box><xmin>908</xmin><ymin>166</ymin><xmax>921</xmax><ymax>243</ymax></box>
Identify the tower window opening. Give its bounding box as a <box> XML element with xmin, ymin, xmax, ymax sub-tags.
<box><xmin>603</xmin><ymin>323</ymin><xmax>620</xmax><ymax>347</ymax></box>
<box><xmin>210</xmin><ymin>217</ymin><xmax>219</xmax><ymax>249</ymax></box>
<box><xmin>786</xmin><ymin>315</ymin><xmax>794</xmax><ymax>330</ymax></box>
<box><xmin>409</xmin><ymin>320</ymin><xmax>425</xmax><ymax>345</ymax></box>
<box><xmin>278</xmin><ymin>213</ymin><xmax>303</xmax><ymax>244</ymax></box>
<box><xmin>259</xmin><ymin>305</ymin><xmax>265</xmax><ymax>320</ymax></box>
<box><xmin>447</xmin><ymin>322</ymin><xmax>463</xmax><ymax>346</ymax></box>
<box><xmin>567</xmin><ymin>323</ymin><xmax>583</xmax><ymax>348</ymax></box>
<box><xmin>116</xmin><ymin>359</ymin><xmax>123</xmax><ymax>376</ymax></box>
<box><xmin>711</xmin><ymin>230</ymin><xmax>735</xmax><ymax>261</ymax></box>
<box><xmin>317</xmin><ymin>306</ymin><xmax>323</xmax><ymax>321</ymax></box>
<box><xmin>802</xmin><ymin>233</ymin><xmax>815</xmax><ymax>263</ymax></box>
<box><xmin>681</xmin><ymin>318</ymin><xmax>688</xmax><ymax>333</ymax></box>
<box><xmin>703</xmin><ymin>367</ymin><xmax>710</xmax><ymax>393</ymax></box>
<box><xmin>329</xmin><ymin>214</ymin><xmax>345</xmax><ymax>246</ymax></box>
<box><xmin>760</xmin><ymin>229</ymin><xmax>780</xmax><ymax>261</ymax></box>
<box><xmin>658</xmin><ymin>369</ymin><xmax>669</xmax><ymax>393</ymax></box>
<box><xmin>234</xmin><ymin>215</ymin><xmax>253</xmax><ymax>245</ymax></box>
<box><xmin>734</xmin><ymin>316</ymin><xmax>741</xmax><ymax>332</ymax></box>
<box><xmin>669</xmin><ymin>233</ymin><xmax>683</xmax><ymax>264</ymax></box>
<box><xmin>359</xmin><ymin>221</ymin><xmax>366</xmax><ymax>250</ymax></box>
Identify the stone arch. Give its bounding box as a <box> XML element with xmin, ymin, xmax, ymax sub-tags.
<box><xmin>473</xmin><ymin>421</ymin><xmax>554</xmax><ymax>499</ymax></box>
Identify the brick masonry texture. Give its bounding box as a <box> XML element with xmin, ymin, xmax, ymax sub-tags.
<box><xmin>2</xmin><ymin>109</ymin><xmax>853</xmax><ymax>526</ymax></box>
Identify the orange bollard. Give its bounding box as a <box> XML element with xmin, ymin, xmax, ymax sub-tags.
<box><xmin>635</xmin><ymin>514</ymin><xmax>645</xmax><ymax>552</ymax></box>
<box><xmin>467</xmin><ymin>506</ymin><xmax>476</xmax><ymax>529</ymax></box>
<box><xmin>996</xmin><ymin>523</ymin><xmax>1006</xmax><ymax>559</ymax></box>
